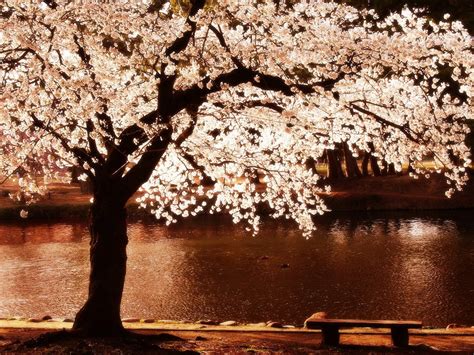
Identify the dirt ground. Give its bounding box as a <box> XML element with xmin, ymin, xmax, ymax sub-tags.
<box><xmin>0</xmin><ymin>321</ymin><xmax>473</xmax><ymax>354</ymax></box>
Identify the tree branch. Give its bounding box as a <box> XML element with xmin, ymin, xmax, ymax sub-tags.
<box><xmin>29</xmin><ymin>113</ymin><xmax>96</xmax><ymax>176</ymax></box>
<box><xmin>119</xmin><ymin>126</ymin><xmax>173</xmax><ymax>202</ymax></box>
<box><xmin>85</xmin><ymin>119</ymin><xmax>105</xmax><ymax>165</ymax></box>
<box><xmin>174</xmin><ymin>109</ymin><xmax>198</xmax><ymax>147</ymax></box>
<box><xmin>235</xmin><ymin>100</ymin><xmax>285</xmax><ymax>113</ymax></box>
<box><xmin>103</xmin><ymin>110</ymin><xmax>159</xmax><ymax>177</ymax></box>
<box><xmin>172</xmin><ymin>66</ymin><xmax>322</xmax><ymax>115</ymax></box>
<box><xmin>73</xmin><ymin>34</ymin><xmax>91</xmax><ymax>69</ymax></box>
<box><xmin>164</xmin><ymin>0</ymin><xmax>206</xmax><ymax>58</ymax></box>
<box><xmin>348</xmin><ymin>103</ymin><xmax>419</xmax><ymax>142</ymax></box>
<box><xmin>208</xmin><ymin>24</ymin><xmax>243</xmax><ymax>68</ymax></box>
<box><xmin>95</xmin><ymin>109</ymin><xmax>116</xmax><ymax>142</ymax></box>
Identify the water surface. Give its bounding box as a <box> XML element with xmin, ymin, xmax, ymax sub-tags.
<box><xmin>0</xmin><ymin>211</ymin><xmax>472</xmax><ymax>326</ymax></box>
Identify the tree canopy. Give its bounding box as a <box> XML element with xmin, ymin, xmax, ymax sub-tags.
<box><xmin>1</xmin><ymin>0</ymin><xmax>472</xmax><ymax>235</ymax></box>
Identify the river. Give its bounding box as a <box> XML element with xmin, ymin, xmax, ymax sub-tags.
<box><xmin>0</xmin><ymin>211</ymin><xmax>473</xmax><ymax>327</ymax></box>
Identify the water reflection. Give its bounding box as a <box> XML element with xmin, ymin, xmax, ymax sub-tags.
<box><xmin>0</xmin><ymin>223</ymin><xmax>87</xmax><ymax>245</ymax></box>
<box><xmin>0</xmin><ymin>212</ymin><xmax>472</xmax><ymax>326</ymax></box>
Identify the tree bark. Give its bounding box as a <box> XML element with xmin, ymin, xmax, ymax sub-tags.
<box><xmin>370</xmin><ymin>156</ymin><xmax>382</xmax><ymax>176</ymax></box>
<box><xmin>326</xmin><ymin>149</ymin><xmax>345</xmax><ymax>180</ymax></box>
<box><xmin>72</xmin><ymin>125</ymin><xmax>171</xmax><ymax>336</ymax></box>
<box><xmin>367</xmin><ymin>142</ymin><xmax>381</xmax><ymax>176</ymax></box>
<box><xmin>73</xmin><ymin>185</ymin><xmax>128</xmax><ymax>336</ymax></box>
<box><xmin>381</xmin><ymin>160</ymin><xmax>388</xmax><ymax>176</ymax></box>
<box><xmin>387</xmin><ymin>162</ymin><xmax>396</xmax><ymax>175</ymax></box>
<box><xmin>72</xmin><ymin>128</ymin><xmax>170</xmax><ymax>336</ymax></box>
<box><xmin>343</xmin><ymin>143</ymin><xmax>362</xmax><ymax>178</ymax></box>
<box><xmin>305</xmin><ymin>156</ymin><xmax>318</xmax><ymax>175</ymax></box>
<box><xmin>362</xmin><ymin>152</ymin><xmax>370</xmax><ymax>176</ymax></box>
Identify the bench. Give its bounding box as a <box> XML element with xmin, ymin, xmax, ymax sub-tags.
<box><xmin>304</xmin><ymin>317</ymin><xmax>422</xmax><ymax>347</ymax></box>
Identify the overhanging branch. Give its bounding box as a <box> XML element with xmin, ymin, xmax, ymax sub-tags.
<box><xmin>29</xmin><ymin>113</ymin><xmax>96</xmax><ymax>175</ymax></box>
<box><xmin>349</xmin><ymin>103</ymin><xmax>419</xmax><ymax>143</ymax></box>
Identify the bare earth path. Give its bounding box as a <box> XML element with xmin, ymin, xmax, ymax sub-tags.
<box><xmin>0</xmin><ymin>320</ymin><xmax>473</xmax><ymax>353</ymax></box>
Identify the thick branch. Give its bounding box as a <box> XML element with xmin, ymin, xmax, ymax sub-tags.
<box><xmin>174</xmin><ymin>109</ymin><xmax>198</xmax><ymax>147</ymax></box>
<box><xmin>164</xmin><ymin>0</ymin><xmax>206</xmax><ymax>58</ymax></box>
<box><xmin>42</xmin><ymin>0</ymin><xmax>58</xmax><ymax>9</ymax></box>
<box><xmin>172</xmin><ymin>67</ymin><xmax>318</xmax><ymax>115</ymax></box>
<box><xmin>103</xmin><ymin>110</ymin><xmax>159</xmax><ymax>177</ymax></box>
<box><xmin>102</xmin><ymin>0</ymin><xmax>205</xmax><ymax>181</ymax></box>
<box><xmin>119</xmin><ymin>127</ymin><xmax>173</xmax><ymax>202</ymax></box>
<box><xmin>95</xmin><ymin>110</ymin><xmax>116</xmax><ymax>142</ymax></box>
<box><xmin>172</xmin><ymin>62</ymin><xmax>351</xmax><ymax>118</ymax></box>
<box><xmin>85</xmin><ymin>119</ymin><xmax>105</xmax><ymax>165</ymax></box>
<box><xmin>73</xmin><ymin>34</ymin><xmax>91</xmax><ymax>69</ymax></box>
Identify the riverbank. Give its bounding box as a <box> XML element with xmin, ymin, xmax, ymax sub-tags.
<box><xmin>0</xmin><ymin>319</ymin><xmax>473</xmax><ymax>353</ymax></box>
<box><xmin>1</xmin><ymin>174</ymin><xmax>473</xmax><ymax>220</ymax></box>
<box><xmin>324</xmin><ymin>173</ymin><xmax>474</xmax><ymax>211</ymax></box>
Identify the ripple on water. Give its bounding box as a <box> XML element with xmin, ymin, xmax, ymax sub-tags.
<box><xmin>0</xmin><ymin>212</ymin><xmax>473</xmax><ymax>326</ymax></box>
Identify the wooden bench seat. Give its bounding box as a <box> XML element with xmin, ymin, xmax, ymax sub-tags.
<box><xmin>304</xmin><ymin>317</ymin><xmax>422</xmax><ymax>347</ymax></box>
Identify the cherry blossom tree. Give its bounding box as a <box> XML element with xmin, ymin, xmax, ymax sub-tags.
<box><xmin>1</xmin><ymin>0</ymin><xmax>472</xmax><ymax>335</ymax></box>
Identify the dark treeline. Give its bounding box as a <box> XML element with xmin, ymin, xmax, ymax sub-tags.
<box><xmin>272</xmin><ymin>0</ymin><xmax>474</xmax><ymax>31</ymax></box>
<box><xmin>343</xmin><ymin>0</ymin><xmax>474</xmax><ymax>32</ymax></box>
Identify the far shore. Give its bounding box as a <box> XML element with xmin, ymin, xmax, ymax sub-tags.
<box><xmin>1</xmin><ymin>174</ymin><xmax>473</xmax><ymax>221</ymax></box>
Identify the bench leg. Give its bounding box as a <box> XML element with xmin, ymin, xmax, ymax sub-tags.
<box><xmin>391</xmin><ymin>328</ymin><xmax>409</xmax><ymax>347</ymax></box>
<box><xmin>321</xmin><ymin>326</ymin><xmax>340</xmax><ymax>347</ymax></box>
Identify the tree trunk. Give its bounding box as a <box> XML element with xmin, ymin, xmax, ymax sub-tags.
<box><xmin>326</xmin><ymin>149</ymin><xmax>345</xmax><ymax>180</ymax></box>
<box><xmin>343</xmin><ymin>143</ymin><xmax>362</xmax><ymax>178</ymax></box>
<box><xmin>387</xmin><ymin>162</ymin><xmax>396</xmax><ymax>175</ymax></box>
<box><xmin>73</xmin><ymin>189</ymin><xmax>128</xmax><ymax>336</ymax></box>
<box><xmin>381</xmin><ymin>160</ymin><xmax>388</xmax><ymax>176</ymax></box>
<box><xmin>370</xmin><ymin>156</ymin><xmax>382</xmax><ymax>176</ymax></box>
<box><xmin>362</xmin><ymin>152</ymin><xmax>370</xmax><ymax>176</ymax></box>
<box><xmin>72</xmin><ymin>125</ymin><xmax>172</xmax><ymax>336</ymax></box>
<box><xmin>367</xmin><ymin>142</ymin><xmax>381</xmax><ymax>176</ymax></box>
<box><xmin>305</xmin><ymin>156</ymin><xmax>317</xmax><ymax>175</ymax></box>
